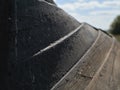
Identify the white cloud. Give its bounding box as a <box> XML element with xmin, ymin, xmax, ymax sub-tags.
<box><xmin>90</xmin><ymin>10</ymin><xmax>120</xmax><ymax>15</ymax></box>
<box><xmin>102</xmin><ymin>1</ymin><xmax>120</xmax><ymax>8</ymax></box>
<box><xmin>68</xmin><ymin>12</ymin><xmax>116</xmax><ymax>30</ymax></box>
<box><xmin>56</xmin><ymin>0</ymin><xmax>120</xmax><ymax>30</ymax></box>
<box><xmin>59</xmin><ymin>1</ymin><xmax>100</xmax><ymax>11</ymax></box>
<box><xmin>59</xmin><ymin>0</ymin><xmax>120</xmax><ymax>11</ymax></box>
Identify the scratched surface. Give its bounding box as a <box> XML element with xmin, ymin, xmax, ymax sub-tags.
<box><xmin>0</xmin><ymin>0</ymin><xmax>120</xmax><ymax>90</ymax></box>
<box><xmin>3</xmin><ymin>0</ymin><xmax>96</xmax><ymax>90</ymax></box>
<box><xmin>51</xmin><ymin>32</ymin><xmax>120</xmax><ymax>90</ymax></box>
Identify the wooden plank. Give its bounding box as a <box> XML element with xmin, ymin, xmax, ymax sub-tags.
<box><xmin>51</xmin><ymin>30</ymin><xmax>114</xmax><ymax>90</ymax></box>
<box><xmin>86</xmin><ymin>39</ymin><xmax>120</xmax><ymax>90</ymax></box>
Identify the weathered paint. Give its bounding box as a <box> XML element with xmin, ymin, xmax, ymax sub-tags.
<box><xmin>0</xmin><ymin>0</ymin><xmax>120</xmax><ymax>90</ymax></box>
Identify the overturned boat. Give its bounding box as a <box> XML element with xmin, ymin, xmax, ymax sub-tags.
<box><xmin>0</xmin><ymin>0</ymin><xmax>120</xmax><ymax>90</ymax></box>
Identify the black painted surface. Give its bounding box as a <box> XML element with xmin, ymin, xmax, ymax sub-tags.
<box><xmin>0</xmin><ymin>0</ymin><xmax>15</xmax><ymax>90</ymax></box>
<box><xmin>9</xmin><ymin>0</ymin><xmax>80</xmax><ymax>61</ymax></box>
<box><xmin>8</xmin><ymin>27</ymin><xmax>97</xmax><ymax>90</ymax></box>
<box><xmin>0</xmin><ymin>0</ymin><xmax>97</xmax><ymax>90</ymax></box>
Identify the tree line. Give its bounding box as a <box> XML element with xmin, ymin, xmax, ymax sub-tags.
<box><xmin>109</xmin><ymin>15</ymin><xmax>120</xmax><ymax>35</ymax></box>
<box><xmin>109</xmin><ymin>15</ymin><xmax>120</xmax><ymax>41</ymax></box>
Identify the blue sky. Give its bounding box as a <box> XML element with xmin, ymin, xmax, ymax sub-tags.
<box><xmin>54</xmin><ymin>0</ymin><xmax>120</xmax><ymax>30</ymax></box>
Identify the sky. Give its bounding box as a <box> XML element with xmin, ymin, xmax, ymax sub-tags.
<box><xmin>54</xmin><ymin>0</ymin><xmax>120</xmax><ymax>30</ymax></box>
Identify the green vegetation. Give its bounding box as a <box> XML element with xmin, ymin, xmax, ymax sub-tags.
<box><xmin>109</xmin><ymin>15</ymin><xmax>120</xmax><ymax>41</ymax></box>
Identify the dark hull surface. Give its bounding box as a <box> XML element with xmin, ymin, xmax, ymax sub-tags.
<box><xmin>0</xmin><ymin>0</ymin><xmax>120</xmax><ymax>90</ymax></box>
